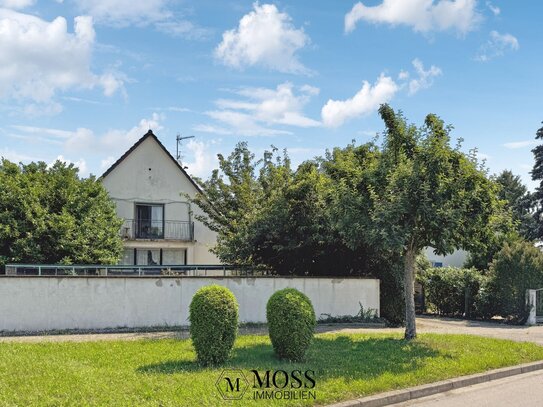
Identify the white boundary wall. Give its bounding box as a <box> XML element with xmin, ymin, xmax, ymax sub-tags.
<box><xmin>0</xmin><ymin>277</ymin><xmax>379</xmax><ymax>332</ymax></box>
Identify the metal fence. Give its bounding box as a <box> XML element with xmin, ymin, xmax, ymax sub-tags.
<box><xmin>120</xmin><ymin>219</ymin><xmax>194</xmax><ymax>241</ymax></box>
<box><xmin>4</xmin><ymin>264</ymin><xmax>269</xmax><ymax>277</ymax></box>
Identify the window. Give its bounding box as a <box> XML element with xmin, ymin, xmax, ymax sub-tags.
<box><xmin>162</xmin><ymin>249</ymin><xmax>187</xmax><ymax>265</ymax></box>
<box><xmin>135</xmin><ymin>204</ymin><xmax>164</xmax><ymax>239</ymax></box>
<box><xmin>121</xmin><ymin>249</ymin><xmax>134</xmax><ymax>265</ymax></box>
<box><xmin>136</xmin><ymin>249</ymin><xmax>160</xmax><ymax>266</ymax></box>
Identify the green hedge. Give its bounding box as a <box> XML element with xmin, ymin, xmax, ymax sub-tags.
<box><xmin>418</xmin><ymin>267</ymin><xmax>483</xmax><ymax>317</ymax></box>
<box><xmin>266</xmin><ymin>288</ymin><xmax>316</xmax><ymax>361</ymax></box>
<box><xmin>485</xmin><ymin>241</ymin><xmax>543</xmax><ymax>323</ymax></box>
<box><xmin>189</xmin><ymin>285</ymin><xmax>239</xmax><ymax>366</ymax></box>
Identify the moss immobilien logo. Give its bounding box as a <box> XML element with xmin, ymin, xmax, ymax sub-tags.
<box><xmin>216</xmin><ymin>369</ymin><xmax>317</xmax><ymax>401</ymax></box>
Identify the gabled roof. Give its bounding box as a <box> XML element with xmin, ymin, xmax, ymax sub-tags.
<box><xmin>100</xmin><ymin>130</ymin><xmax>203</xmax><ymax>194</ymax></box>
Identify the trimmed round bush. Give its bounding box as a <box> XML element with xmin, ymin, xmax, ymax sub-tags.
<box><xmin>189</xmin><ymin>285</ymin><xmax>239</xmax><ymax>366</ymax></box>
<box><xmin>266</xmin><ymin>288</ymin><xmax>316</xmax><ymax>361</ymax></box>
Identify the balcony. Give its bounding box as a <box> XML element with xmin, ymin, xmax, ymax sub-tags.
<box><xmin>120</xmin><ymin>219</ymin><xmax>194</xmax><ymax>241</ymax></box>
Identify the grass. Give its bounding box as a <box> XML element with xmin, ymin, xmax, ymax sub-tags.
<box><xmin>0</xmin><ymin>333</ymin><xmax>542</xmax><ymax>406</ymax></box>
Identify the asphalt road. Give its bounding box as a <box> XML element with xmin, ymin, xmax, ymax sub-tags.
<box><xmin>391</xmin><ymin>370</ymin><xmax>543</xmax><ymax>407</ymax></box>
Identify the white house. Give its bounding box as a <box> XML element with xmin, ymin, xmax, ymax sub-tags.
<box><xmin>424</xmin><ymin>247</ymin><xmax>469</xmax><ymax>268</ymax></box>
<box><xmin>101</xmin><ymin>130</ymin><xmax>220</xmax><ymax>266</ymax></box>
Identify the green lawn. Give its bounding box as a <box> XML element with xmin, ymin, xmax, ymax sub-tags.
<box><xmin>1</xmin><ymin>333</ymin><xmax>542</xmax><ymax>406</ymax></box>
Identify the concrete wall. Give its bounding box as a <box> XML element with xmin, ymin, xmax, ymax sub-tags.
<box><xmin>0</xmin><ymin>277</ymin><xmax>379</xmax><ymax>332</ymax></box>
<box><xmin>101</xmin><ymin>136</ymin><xmax>219</xmax><ymax>264</ymax></box>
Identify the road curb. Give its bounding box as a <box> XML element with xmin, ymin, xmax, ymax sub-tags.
<box><xmin>328</xmin><ymin>360</ymin><xmax>543</xmax><ymax>407</ymax></box>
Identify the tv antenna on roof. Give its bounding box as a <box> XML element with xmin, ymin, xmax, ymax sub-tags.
<box><xmin>176</xmin><ymin>133</ymin><xmax>195</xmax><ymax>165</ymax></box>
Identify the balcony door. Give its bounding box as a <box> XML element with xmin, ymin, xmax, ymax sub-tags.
<box><xmin>135</xmin><ymin>204</ymin><xmax>164</xmax><ymax>239</ymax></box>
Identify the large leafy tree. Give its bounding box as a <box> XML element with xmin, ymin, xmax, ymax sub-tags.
<box><xmin>332</xmin><ymin>105</ymin><xmax>504</xmax><ymax>339</ymax></box>
<box><xmin>189</xmin><ymin>142</ymin><xmax>279</xmax><ymax>265</ymax></box>
<box><xmin>531</xmin><ymin>123</ymin><xmax>543</xmax><ymax>238</ymax></box>
<box><xmin>0</xmin><ymin>159</ymin><xmax>123</xmax><ymax>268</ymax></box>
<box><xmin>191</xmin><ymin>143</ymin><xmax>346</xmax><ymax>274</ymax></box>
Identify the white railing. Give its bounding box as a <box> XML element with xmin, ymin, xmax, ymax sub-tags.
<box><xmin>3</xmin><ymin>264</ymin><xmax>269</xmax><ymax>277</ymax></box>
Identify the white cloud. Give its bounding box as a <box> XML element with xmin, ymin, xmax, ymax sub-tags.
<box><xmin>486</xmin><ymin>1</ymin><xmax>500</xmax><ymax>16</ymax></box>
<box><xmin>503</xmin><ymin>140</ymin><xmax>537</xmax><ymax>149</ymax></box>
<box><xmin>345</xmin><ymin>0</ymin><xmax>481</xmax><ymax>35</ymax></box>
<box><xmin>407</xmin><ymin>58</ymin><xmax>442</xmax><ymax>95</ymax></box>
<box><xmin>98</xmin><ymin>72</ymin><xmax>125</xmax><ymax>97</ymax></box>
<box><xmin>74</xmin><ymin>0</ymin><xmax>211</xmax><ymax>40</ymax></box>
<box><xmin>155</xmin><ymin>20</ymin><xmax>211</xmax><ymax>40</ymax></box>
<box><xmin>167</xmin><ymin>106</ymin><xmax>191</xmax><ymax>112</ymax></box>
<box><xmin>197</xmin><ymin>83</ymin><xmax>320</xmax><ymax>137</ymax></box>
<box><xmin>10</xmin><ymin>125</ymin><xmax>73</xmax><ymax>139</ymax></box>
<box><xmin>74</xmin><ymin>0</ymin><xmax>171</xmax><ymax>26</ymax></box>
<box><xmin>193</xmin><ymin>124</ymin><xmax>233</xmax><ymax>135</ymax></box>
<box><xmin>205</xmin><ymin>110</ymin><xmax>292</xmax><ymax>137</ymax></box>
<box><xmin>22</xmin><ymin>102</ymin><xmax>64</xmax><ymax>117</ymax></box>
<box><xmin>398</xmin><ymin>70</ymin><xmax>410</xmax><ymax>80</ymax></box>
<box><xmin>0</xmin><ymin>10</ymin><xmax>125</xmax><ymax>111</ymax></box>
<box><xmin>51</xmin><ymin>155</ymin><xmax>88</xmax><ymax>176</ymax></box>
<box><xmin>11</xmin><ymin>113</ymin><xmax>164</xmax><ymax>158</ymax></box>
<box><xmin>66</xmin><ymin>113</ymin><xmax>165</xmax><ymax>153</ymax></box>
<box><xmin>215</xmin><ymin>3</ymin><xmax>311</xmax><ymax>74</ymax></box>
<box><xmin>321</xmin><ymin>74</ymin><xmax>398</xmax><ymax>127</ymax></box>
<box><xmin>476</xmin><ymin>31</ymin><xmax>519</xmax><ymax>62</ymax></box>
<box><xmin>183</xmin><ymin>139</ymin><xmax>219</xmax><ymax>178</ymax></box>
<box><xmin>0</xmin><ymin>0</ymin><xmax>34</xmax><ymax>9</ymax></box>
<box><xmin>0</xmin><ymin>147</ymin><xmax>36</xmax><ymax>162</ymax></box>
<box><xmin>100</xmin><ymin>156</ymin><xmax>115</xmax><ymax>170</ymax></box>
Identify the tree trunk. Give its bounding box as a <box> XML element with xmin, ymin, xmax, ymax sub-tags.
<box><xmin>404</xmin><ymin>248</ymin><xmax>417</xmax><ymax>340</ymax></box>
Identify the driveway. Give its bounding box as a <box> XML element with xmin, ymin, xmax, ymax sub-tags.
<box><xmin>1</xmin><ymin>316</ymin><xmax>543</xmax><ymax>344</ymax></box>
<box><xmin>322</xmin><ymin>316</ymin><xmax>543</xmax><ymax>345</ymax></box>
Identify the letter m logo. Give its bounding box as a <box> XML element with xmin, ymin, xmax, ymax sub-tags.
<box><xmin>216</xmin><ymin>369</ymin><xmax>249</xmax><ymax>400</ymax></box>
<box><xmin>224</xmin><ymin>377</ymin><xmax>240</xmax><ymax>392</ymax></box>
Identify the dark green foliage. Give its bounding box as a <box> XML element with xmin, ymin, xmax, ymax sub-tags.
<box><xmin>531</xmin><ymin>123</ymin><xmax>543</xmax><ymax>239</ymax></box>
<box><xmin>0</xmin><ymin>159</ymin><xmax>123</xmax><ymax>269</ymax></box>
<box><xmin>189</xmin><ymin>285</ymin><xmax>239</xmax><ymax>366</ymax></box>
<box><xmin>467</xmin><ymin>170</ymin><xmax>537</xmax><ymax>271</ymax></box>
<box><xmin>266</xmin><ymin>288</ymin><xmax>316</xmax><ymax>361</ymax></box>
<box><xmin>473</xmin><ymin>276</ymin><xmax>499</xmax><ymax>320</ymax></box>
<box><xmin>372</xmin><ymin>254</ymin><xmax>405</xmax><ymax>326</ymax></box>
<box><xmin>486</xmin><ymin>241</ymin><xmax>543</xmax><ymax>323</ymax></box>
<box><xmin>419</xmin><ymin>267</ymin><xmax>484</xmax><ymax>317</ymax></box>
<box><xmin>495</xmin><ymin>170</ymin><xmax>536</xmax><ymax>240</ymax></box>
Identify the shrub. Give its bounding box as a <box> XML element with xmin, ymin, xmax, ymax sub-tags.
<box><xmin>473</xmin><ymin>275</ymin><xmax>499</xmax><ymax>320</ymax></box>
<box><xmin>487</xmin><ymin>241</ymin><xmax>543</xmax><ymax>323</ymax></box>
<box><xmin>266</xmin><ymin>288</ymin><xmax>316</xmax><ymax>361</ymax></box>
<box><xmin>418</xmin><ymin>267</ymin><xmax>484</xmax><ymax>317</ymax></box>
<box><xmin>189</xmin><ymin>285</ymin><xmax>239</xmax><ymax>366</ymax></box>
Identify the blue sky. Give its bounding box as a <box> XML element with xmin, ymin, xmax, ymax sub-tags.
<box><xmin>1</xmin><ymin>0</ymin><xmax>542</xmax><ymax>188</ymax></box>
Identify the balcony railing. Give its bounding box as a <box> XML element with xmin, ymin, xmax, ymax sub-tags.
<box><xmin>120</xmin><ymin>219</ymin><xmax>194</xmax><ymax>241</ymax></box>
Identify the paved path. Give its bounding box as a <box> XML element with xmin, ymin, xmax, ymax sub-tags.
<box><xmin>2</xmin><ymin>316</ymin><xmax>543</xmax><ymax>343</ymax></box>
<box><xmin>390</xmin><ymin>370</ymin><xmax>543</xmax><ymax>407</ymax></box>
<box><xmin>328</xmin><ymin>316</ymin><xmax>543</xmax><ymax>345</ymax></box>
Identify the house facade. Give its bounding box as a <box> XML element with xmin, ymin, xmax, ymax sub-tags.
<box><xmin>423</xmin><ymin>247</ymin><xmax>468</xmax><ymax>268</ymax></box>
<box><xmin>101</xmin><ymin>130</ymin><xmax>220</xmax><ymax>266</ymax></box>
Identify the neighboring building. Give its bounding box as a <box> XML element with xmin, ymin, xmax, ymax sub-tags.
<box><xmin>101</xmin><ymin>130</ymin><xmax>220</xmax><ymax>266</ymax></box>
<box><xmin>424</xmin><ymin>248</ymin><xmax>468</xmax><ymax>268</ymax></box>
